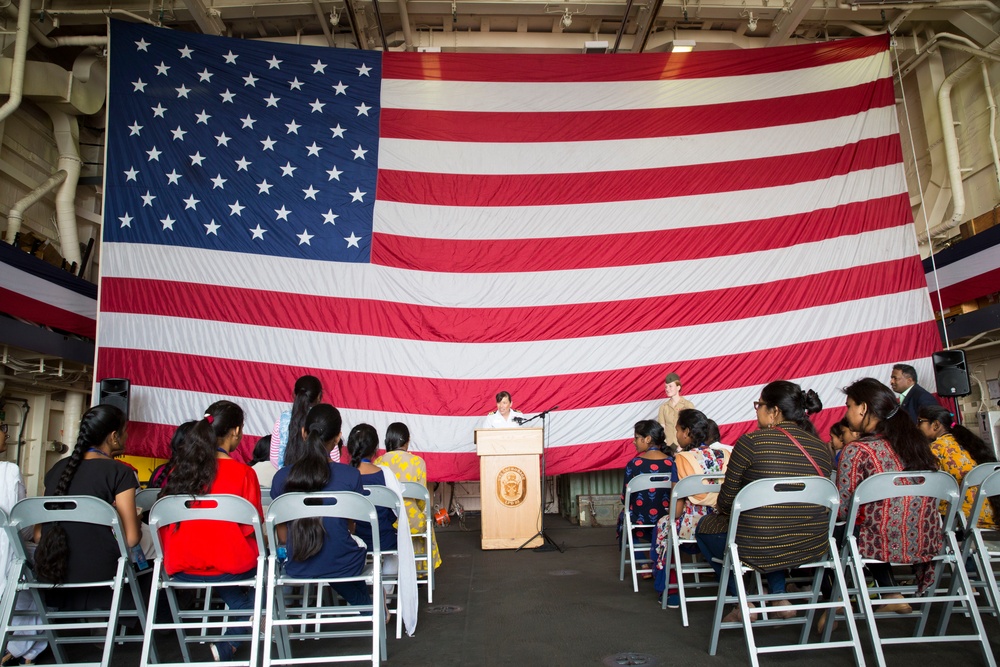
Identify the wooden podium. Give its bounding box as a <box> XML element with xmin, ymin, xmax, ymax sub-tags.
<box><xmin>474</xmin><ymin>428</ymin><xmax>543</xmax><ymax>550</ymax></box>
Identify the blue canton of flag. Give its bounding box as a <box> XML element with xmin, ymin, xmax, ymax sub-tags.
<box><xmin>104</xmin><ymin>20</ymin><xmax>380</xmax><ymax>262</ymax></box>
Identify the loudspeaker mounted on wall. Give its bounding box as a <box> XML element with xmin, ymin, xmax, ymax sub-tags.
<box><xmin>932</xmin><ymin>350</ymin><xmax>971</xmax><ymax>397</ymax></box>
<box><xmin>98</xmin><ymin>378</ymin><xmax>130</xmax><ymax>419</ymax></box>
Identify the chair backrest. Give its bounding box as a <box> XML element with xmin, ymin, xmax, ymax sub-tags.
<box><xmin>844</xmin><ymin>471</ymin><xmax>959</xmax><ymax>534</ymax></box>
<box><xmin>624</xmin><ymin>473</ymin><xmax>672</xmax><ymax>498</ymax></box>
<box><xmin>968</xmin><ymin>469</ymin><xmax>1000</xmax><ymax>530</ymax></box>
<box><xmin>401</xmin><ymin>482</ymin><xmax>430</xmax><ymax>504</ymax></box>
<box><xmin>362</xmin><ymin>485</ymin><xmax>402</xmax><ymax>515</ymax></box>
<box><xmin>264</xmin><ymin>491</ymin><xmax>381</xmax><ymax>553</ymax></box>
<box><xmin>135</xmin><ymin>487</ymin><xmax>160</xmax><ymax>513</ymax></box>
<box><xmin>7</xmin><ymin>496</ymin><xmax>130</xmax><ymax>561</ymax></box>
<box><xmin>726</xmin><ymin>476</ymin><xmax>839</xmax><ymax>544</ymax></box>
<box><xmin>147</xmin><ymin>494</ymin><xmax>266</xmax><ymax>558</ymax></box>
<box><xmin>669</xmin><ymin>474</ymin><xmax>724</xmax><ymax>523</ymax></box>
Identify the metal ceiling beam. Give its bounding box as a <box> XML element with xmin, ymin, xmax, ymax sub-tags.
<box><xmin>181</xmin><ymin>0</ymin><xmax>227</xmax><ymax>35</ymax></box>
<box><xmin>611</xmin><ymin>0</ymin><xmax>637</xmax><ymax>52</ymax></box>
<box><xmin>767</xmin><ymin>0</ymin><xmax>818</xmax><ymax>45</ymax></box>
<box><xmin>629</xmin><ymin>0</ymin><xmax>665</xmax><ymax>52</ymax></box>
<box><xmin>312</xmin><ymin>0</ymin><xmax>336</xmax><ymax>46</ymax></box>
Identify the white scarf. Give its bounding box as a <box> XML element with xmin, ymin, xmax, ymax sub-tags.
<box><xmin>377</xmin><ymin>464</ymin><xmax>419</xmax><ymax>636</ymax></box>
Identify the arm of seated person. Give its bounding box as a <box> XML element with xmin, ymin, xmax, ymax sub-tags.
<box><xmin>115</xmin><ymin>488</ymin><xmax>142</xmax><ymax>548</ymax></box>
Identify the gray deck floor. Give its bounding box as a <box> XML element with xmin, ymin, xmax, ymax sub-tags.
<box><xmin>43</xmin><ymin>512</ymin><xmax>1000</xmax><ymax>666</ymax></box>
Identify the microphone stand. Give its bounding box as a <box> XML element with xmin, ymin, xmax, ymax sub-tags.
<box><xmin>515</xmin><ymin>406</ymin><xmax>564</xmax><ymax>553</ymax></box>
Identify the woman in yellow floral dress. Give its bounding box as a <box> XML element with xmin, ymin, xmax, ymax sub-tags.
<box><xmin>918</xmin><ymin>404</ymin><xmax>1000</xmax><ymax>528</ymax></box>
<box><xmin>375</xmin><ymin>422</ymin><xmax>442</xmax><ymax>572</ymax></box>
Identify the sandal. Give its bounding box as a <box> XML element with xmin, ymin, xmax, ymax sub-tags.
<box><xmin>722</xmin><ymin>602</ymin><xmax>758</xmax><ymax>623</ymax></box>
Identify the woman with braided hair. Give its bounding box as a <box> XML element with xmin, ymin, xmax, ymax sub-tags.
<box><xmin>158</xmin><ymin>400</ymin><xmax>262</xmax><ymax>662</ymax></box>
<box><xmin>34</xmin><ymin>404</ymin><xmax>140</xmax><ymax>610</ymax></box>
<box><xmin>918</xmin><ymin>403</ymin><xmax>1000</xmax><ymax>528</ymax></box>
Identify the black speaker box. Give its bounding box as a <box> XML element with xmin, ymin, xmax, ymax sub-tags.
<box><xmin>99</xmin><ymin>378</ymin><xmax>130</xmax><ymax>419</ymax></box>
<box><xmin>932</xmin><ymin>350</ymin><xmax>971</xmax><ymax>397</ymax></box>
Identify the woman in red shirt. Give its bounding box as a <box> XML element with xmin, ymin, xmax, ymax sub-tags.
<box><xmin>159</xmin><ymin>400</ymin><xmax>263</xmax><ymax>662</ymax></box>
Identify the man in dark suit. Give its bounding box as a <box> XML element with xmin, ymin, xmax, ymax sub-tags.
<box><xmin>890</xmin><ymin>363</ymin><xmax>939</xmax><ymax>423</ymax></box>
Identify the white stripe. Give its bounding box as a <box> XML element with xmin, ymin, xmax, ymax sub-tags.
<box><xmin>97</xmin><ymin>289</ymin><xmax>932</xmax><ymax>381</ymax></box>
<box><xmin>125</xmin><ymin>357</ymin><xmax>933</xmax><ymax>455</ymax></box>
<box><xmin>0</xmin><ymin>262</ymin><xmax>96</xmax><ymax>320</ymax></box>
<box><xmin>378</xmin><ymin>107</ymin><xmax>897</xmax><ymax>175</ymax></box>
<box><xmin>373</xmin><ymin>165</ymin><xmax>907</xmax><ymax>240</ymax></box>
<box><xmin>926</xmin><ymin>245</ymin><xmax>1000</xmax><ymax>290</ymax></box>
<box><xmin>101</xmin><ymin>225</ymin><xmax>918</xmax><ymax>309</ymax></box>
<box><xmin>380</xmin><ymin>55</ymin><xmax>888</xmax><ymax>112</ymax></box>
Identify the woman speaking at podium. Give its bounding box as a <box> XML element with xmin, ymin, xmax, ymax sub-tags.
<box><xmin>481</xmin><ymin>391</ymin><xmax>524</xmax><ymax>429</ymax></box>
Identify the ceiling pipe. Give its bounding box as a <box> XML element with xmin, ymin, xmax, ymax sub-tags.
<box><xmin>41</xmin><ymin>108</ymin><xmax>83</xmax><ymax>268</ymax></box>
<box><xmin>42</xmin><ymin>8</ymin><xmax>161</xmax><ymax>27</ymax></box>
<box><xmin>3</xmin><ymin>170</ymin><xmax>67</xmax><ymax>245</ymax></box>
<box><xmin>838</xmin><ymin>0</ymin><xmax>1000</xmax><ymax>13</ymax></box>
<box><xmin>923</xmin><ymin>34</ymin><xmax>1000</xmax><ymax>242</ymax></box>
<box><xmin>396</xmin><ymin>0</ymin><xmax>416</xmax><ymax>51</ymax></box>
<box><xmin>0</xmin><ymin>0</ymin><xmax>32</xmax><ymax>126</ymax></box>
<box><xmin>826</xmin><ymin>21</ymin><xmax>882</xmax><ymax>36</ymax></box>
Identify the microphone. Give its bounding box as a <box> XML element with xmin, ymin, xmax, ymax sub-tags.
<box><xmin>513</xmin><ymin>417</ymin><xmax>526</xmax><ymax>425</ymax></box>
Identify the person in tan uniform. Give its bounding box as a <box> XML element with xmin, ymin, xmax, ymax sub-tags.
<box><xmin>657</xmin><ymin>372</ymin><xmax>695</xmax><ymax>451</ymax></box>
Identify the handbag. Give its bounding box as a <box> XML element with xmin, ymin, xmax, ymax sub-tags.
<box><xmin>775</xmin><ymin>427</ymin><xmax>824</xmax><ymax>476</ymax></box>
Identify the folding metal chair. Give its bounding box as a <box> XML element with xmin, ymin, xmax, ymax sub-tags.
<box><xmin>0</xmin><ymin>496</ymin><xmax>151</xmax><ymax>667</ymax></box>
<box><xmin>957</xmin><ymin>462</ymin><xmax>1000</xmax><ymax>531</ymax></box>
<box><xmin>402</xmin><ymin>482</ymin><xmax>435</xmax><ymax>603</ymax></box>
<box><xmin>263</xmin><ymin>491</ymin><xmax>384</xmax><ymax>667</ymax></box>
<box><xmin>362</xmin><ymin>484</ymin><xmax>404</xmax><ymax>640</ymax></box>
<box><xmin>140</xmin><ymin>494</ymin><xmax>267</xmax><ymax>667</ymax></box>
<box><xmin>135</xmin><ymin>487</ymin><xmax>161</xmax><ymax>514</ymax></box>
<box><xmin>839</xmin><ymin>471</ymin><xmax>994</xmax><ymax>667</ymax></box>
<box><xmin>618</xmin><ymin>473</ymin><xmax>671</xmax><ymax>592</ymax></box>
<box><xmin>952</xmin><ymin>469</ymin><xmax>1000</xmax><ymax>625</ymax></box>
<box><xmin>707</xmin><ymin>477</ymin><xmax>864</xmax><ymax>667</ymax></box>
<box><xmin>659</xmin><ymin>474</ymin><xmax>724</xmax><ymax>624</ymax></box>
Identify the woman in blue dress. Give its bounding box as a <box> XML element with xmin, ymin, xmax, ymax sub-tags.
<box><xmin>270</xmin><ymin>404</ymin><xmax>370</xmax><ymax>606</ymax></box>
<box><xmin>616</xmin><ymin>419</ymin><xmax>674</xmax><ymax>549</ymax></box>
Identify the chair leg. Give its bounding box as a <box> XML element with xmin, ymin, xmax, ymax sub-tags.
<box><xmin>848</xmin><ymin>540</ymin><xmax>888</xmax><ymax>667</ymax></box>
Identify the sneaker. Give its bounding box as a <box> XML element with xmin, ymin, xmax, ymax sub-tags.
<box><xmin>665</xmin><ymin>594</ymin><xmax>680</xmax><ymax>609</ymax></box>
<box><xmin>210</xmin><ymin>641</ymin><xmax>237</xmax><ymax>662</ymax></box>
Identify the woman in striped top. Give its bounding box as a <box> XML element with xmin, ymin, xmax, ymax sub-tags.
<box><xmin>696</xmin><ymin>380</ymin><xmax>833</xmax><ymax>622</ymax></box>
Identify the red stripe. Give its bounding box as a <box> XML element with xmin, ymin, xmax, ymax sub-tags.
<box><xmin>381</xmin><ymin>81</ymin><xmax>895</xmax><ymax>143</ymax></box>
<box><xmin>376</xmin><ymin>136</ymin><xmax>903</xmax><ymax>207</ymax></box>
<box><xmin>99</xmin><ymin>257</ymin><xmax>926</xmax><ymax>345</ymax></box>
<box><xmin>372</xmin><ymin>194</ymin><xmax>911</xmax><ymax>273</ymax></box>
<box><xmin>381</xmin><ymin>35</ymin><xmax>888</xmax><ymax>83</ymax></box>
<box><xmin>0</xmin><ymin>286</ymin><xmax>96</xmax><ymax>338</ymax></box>
<box><xmin>929</xmin><ymin>267</ymin><xmax>1000</xmax><ymax>311</ymax></box>
<box><xmin>96</xmin><ymin>321</ymin><xmax>942</xmax><ymax>418</ymax></box>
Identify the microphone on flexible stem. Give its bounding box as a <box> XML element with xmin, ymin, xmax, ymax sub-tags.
<box><xmin>513</xmin><ymin>417</ymin><xmax>526</xmax><ymax>425</ymax></box>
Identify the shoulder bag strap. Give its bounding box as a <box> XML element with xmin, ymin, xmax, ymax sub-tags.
<box><xmin>775</xmin><ymin>427</ymin><xmax>824</xmax><ymax>476</ymax></box>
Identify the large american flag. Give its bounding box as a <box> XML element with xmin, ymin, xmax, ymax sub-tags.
<box><xmin>98</xmin><ymin>21</ymin><xmax>940</xmax><ymax>481</ymax></box>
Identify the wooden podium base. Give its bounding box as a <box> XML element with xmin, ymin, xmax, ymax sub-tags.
<box><xmin>475</xmin><ymin>428</ymin><xmax>543</xmax><ymax>550</ymax></box>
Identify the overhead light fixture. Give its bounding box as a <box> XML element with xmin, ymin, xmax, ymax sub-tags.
<box><xmin>747</xmin><ymin>11</ymin><xmax>758</xmax><ymax>31</ymax></box>
<box><xmin>672</xmin><ymin>40</ymin><xmax>696</xmax><ymax>52</ymax></box>
<box><xmin>584</xmin><ymin>40</ymin><xmax>609</xmax><ymax>53</ymax></box>
<box><xmin>561</xmin><ymin>8</ymin><xmax>573</xmax><ymax>28</ymax></box>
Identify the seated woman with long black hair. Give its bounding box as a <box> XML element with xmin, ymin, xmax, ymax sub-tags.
<box><xmin>269</xmin><ymin>404</ymin><xmax>370</xmax><ymax>606</ymax></box>
<box><xmin>34</xmin><ymin>404</ymin><xmax>141</xmax><ymax>611</ymax></box>
<box><xmin>158</xmin><ymin>400</ymin><xmax>263</xmax><ymax>662</ymax></box>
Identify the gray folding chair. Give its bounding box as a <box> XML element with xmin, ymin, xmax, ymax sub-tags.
<box><xmin>659</xmin><ymin>474</ymin><xmax>724</xmax><ymax>624</ymax></box>
<box><xmin>618</xmin><ymin>473</ymin><xmax>671</xmax><ymax>592</ymax></box>
<box><xmin>839</xmin><ymin>471</ymin><xmax>994</xmax><ymax>667</ymax></box>
<box><xmin>402</xmin><ymin>482</ymin><xmax>435</xmax><ymax>603</ymax></box>
<box><xmin>953</xmin><ymin>469</ymin><xmax>1000</xmax><ymax>625</ymax></box>
<box><xmin>263</xmin><ymin>492</ymin><xmax>384</xmax><ymax>667</ymax></box>
<box><xmin>957</xmin><ymin>462</ymin><xmax>1000</xmax><ymax>531</ymax></box>
<box><xmin>0</xmin><ymin>496</ymin><xmax>151</xmax><ymax>667</ymax></box>
<box><xmin>140</xmin><ymin>494</ymin><xmax>266</xmax><ymax>667</ymax></box>
<box><xmin>707</xmin><ymin>477</ymin><xmax>864</xmax><ymax>667</ymax></box>
<box><xmin>362</xmin><ymin>484</ymin><xmax>405</xmax><ymax>640</ymax></box>
<box><xmin>135</xmin><ymin>487</ymin><xmax>161</xmax><ymax>514</ymax></box>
